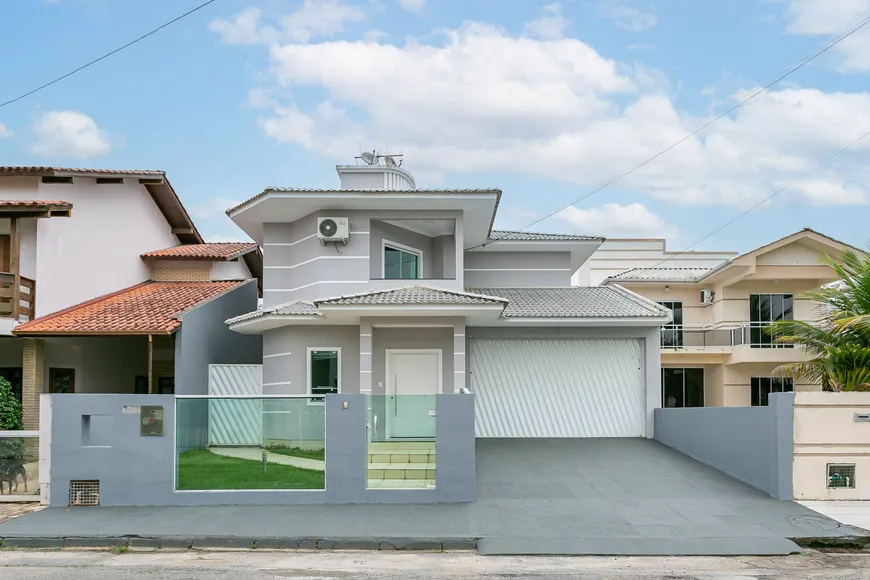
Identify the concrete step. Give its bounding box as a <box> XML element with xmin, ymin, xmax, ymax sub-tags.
<box><xmin>368</xmin><ymin>451</ymin><xmax>434</xmax><ymax>464</ymax></box>
<box><xmin>368</xmin><ymin>479</ymin><xmax>436</xmax><ymax>489</ymax></box>
<box><xmin>367</xmin><ymin>462</ymin><xmax>436</xmax><ymax>480</ymax></box>
<box><xmin>368</xmin><ymin>441</ymin><xmax>435</xmax><ymax>451</ymax></box>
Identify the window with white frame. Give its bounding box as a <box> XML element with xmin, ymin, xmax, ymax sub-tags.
<box><xmin>383</xmin><ymin>241</ymin><xmax>421</xmax><ymax>280</ymax></box>
<box><xmin>308</xmin><ymin>348</ymin><xmax>340</xmax><ymax>402</ymax></box>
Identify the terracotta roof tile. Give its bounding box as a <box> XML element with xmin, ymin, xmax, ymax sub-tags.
<box><xmin>141</xmin><ymin>243</ymin><xmax>259</xmax><ymax>261</ymax></box>
<box><xmin>13</xmin><ymin>281</ymin><xmax>242</xmax><ymax>335</ymax></box>
<box><xmin>0</xmin><ymin>200</ymin><xmax>72</xmax><ymax>210</ymax></box>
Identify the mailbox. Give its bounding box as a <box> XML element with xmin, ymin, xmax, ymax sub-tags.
<box><xmin>140</xmin><ymin>405</ymin><xmax>165</xmax><ymax>436</ymax></box>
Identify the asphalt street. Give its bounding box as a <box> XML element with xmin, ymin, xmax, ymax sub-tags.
<box><xmin>1</xmin><ymin>550</ymin><xmax>869</xmax><ymax>579</ymax></box>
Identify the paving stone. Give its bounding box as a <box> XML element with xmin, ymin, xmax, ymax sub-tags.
<box><xmin>252</xmin><ymin>538</ymin><xmax>283</xmax><ymax>549</ymax></box>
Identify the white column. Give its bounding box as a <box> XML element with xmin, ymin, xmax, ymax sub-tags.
<box><xmin>360</xmin><ymin>320</ymin><xmax>372</xmax><ymax>394</ymax></box>
<box><xmin>453</xmin><ymin>320</ymin><xmax>466</xmax><ymax>394</ymax></box>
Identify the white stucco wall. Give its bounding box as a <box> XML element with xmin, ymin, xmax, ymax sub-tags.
<box><xmin>0</xmin><ymin>177</ymin><xmax>180</xmax><ymax>317</ymax></box>
<box><xmin>211</xmin><ymin>260</ymin><xmax>252</xmax><ymax>281</ymax></box>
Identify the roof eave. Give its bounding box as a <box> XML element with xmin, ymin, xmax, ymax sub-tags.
<box><xmin>495</xmin><ymin>315</ymin><xmax>673</xmax><ymax>327</ymax></box>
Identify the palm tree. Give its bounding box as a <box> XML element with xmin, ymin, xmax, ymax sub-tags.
<box><xmin>770</xmin><ymin>250</ymin><xmax>870</xmax><ymax>392</ymax></box>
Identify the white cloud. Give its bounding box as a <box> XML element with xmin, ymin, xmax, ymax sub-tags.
<box><xmin>554</xmin><ymin>203</ymin><xmax>678</xmax><ymax>238</ymax></box>
<box><xmin>31</xmin><ymin>111</ymin><xmax>110</xmax><ymax>159</ymax></box>
<box><xmin>0</xmin><ymin>123</ymin><xmax>12</xmax><ymax>139</ymax></box>
<box><xmin>219</xmin><ymin>17</ymin><xmax>870</xmax><ymax>212</ymax></box>
<box><xmin>210</xmin><ymin>1</ymin><xmax>367</xmax><ymax>45</ymax></box>
<box><xmin>523</xmin><ymin>3</ymin><xmax>568</xmax><ymax>40</ymax></box>
<box><xmin>364</xmin><ymin>29</ymin><xmax>386</xmax><ymax>42</ymax></box>
<box><xmin>598</xmin><ymin>1</ymin><xmax>658</xmax><ymax>32</ymax></box>
<box><xmin>784</xmin><ymin>0</ymin><xmax>870</xmax><ymax>72</ymax></box>
<box><xmin>398</xmin><ymin>0</ymin><xmax>426</xmax><ymax>12</ymax></box>
<box><xmin>782</xmin><ymin>177</ymin><xmax>868</xmax><ymax>206</ymax></box>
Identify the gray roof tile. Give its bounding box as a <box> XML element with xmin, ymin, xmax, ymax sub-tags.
<box><xmin>605</xmin><ymin>267</ymin><xmax>713</xmax><ymax>282</ymax></box>
<box><xmin>225</xmin><ymin>301</ymin><xmax>320</xmax><ymax>324</ymax></box>
<box><xmin>468</xmin><ymin>286</ymin><xmax>671</xmax><ymax>318</ymax></box>
<box><xmin>316</xmin><ymin>286</ymin><xmax>507</xmax><ymax>306</ymax></box>
<box><xmin>489</xmin><ymin>230</ymin><xmax>603</xmax><ymax>241</ymax></box>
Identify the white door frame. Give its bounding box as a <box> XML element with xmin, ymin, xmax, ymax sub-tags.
<box><xmin>385</xmin><ymin>349</ymin><xmax>442</xmax><ymax>439</ymax></box>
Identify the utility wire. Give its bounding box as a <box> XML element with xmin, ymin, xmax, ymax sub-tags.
<box><xmin>0</xmin><ymin>0</ymin><xmax>219</xmax><ymax>110</ymax></box>
<box><xmin>650</xmin><ymin>126</ymin><xmax>870</xmax><ymax>269</ymax></box>
<box><xmin>513</xmin><ymin>13</ymin><xmax>870</xmax><ymax>235</ymax></box>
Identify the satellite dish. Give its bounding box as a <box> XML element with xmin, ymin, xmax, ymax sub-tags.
<box><xmin>360</xmin><ymin>151</ymin><xmax>376</xmax><ymax>165</ymax></box>
<box><xmin>385</xmin><ymin>155</ymin><xmax>397</xmax><ymax>167</ymax></box>
<box><xmin>319</xmin><ymin>218</ymin><xmax>338</xmax><ymax>237</ymax></box>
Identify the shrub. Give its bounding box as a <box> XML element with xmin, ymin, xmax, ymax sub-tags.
<box><xmin>0</xmin><ymin>377</ymin><xmax>24</xmax><ymax>486</ymax></box>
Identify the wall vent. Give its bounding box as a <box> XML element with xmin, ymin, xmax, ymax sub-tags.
<box><xmin>827</xmin><ymin>464</ymin><xmax>856</xmax><ymax>489</ymax></box>
<box><xmin>68</xmin><ymin>480</ymin><xmax>100</xmax><ymax>506</ymax></box>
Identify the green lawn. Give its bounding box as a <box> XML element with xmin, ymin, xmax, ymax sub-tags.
<box><xmin>177</xmin><ymin>450</ymin><xmax>324</xmax><ymax>490</ymax></box>
<box><xmin>266</xmin><ymin>446</ymin><xmax>325</xmax><ymax>461</ymax></box>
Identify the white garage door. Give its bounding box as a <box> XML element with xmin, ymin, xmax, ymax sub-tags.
<box><xmin>470</xmin><ymin>338</ymin><xmax>645</xmax><ymax>437</ymax></box>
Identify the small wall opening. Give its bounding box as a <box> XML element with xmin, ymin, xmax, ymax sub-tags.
<box><xmin>827</xmin><ymin>464</ymin><xmax>856</xmax><ymax>489</ymax></box>
<box><xmin>68</xmin><ymin>480</ymin><xmax>100</xmax><ymax>506</ymax></box>
<box><xmin>81</xmin><ymin>414</ymin><xmax>114</xmax><ymax>447</ymax></box>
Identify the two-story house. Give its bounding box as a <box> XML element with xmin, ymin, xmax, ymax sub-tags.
<box><xmin>225</xmin><ymin>158</ymin><xmax>671</xmax><ymax>456</ymax></box>
<box><xmin>601</xmin><ymin>229</ymin><xmax>858</xmax><ymax>408</ymax></box>
<box><xmin>0</xmin><ymin>166</ymin><xmax>263</xmax><ymax>437</ymax></box>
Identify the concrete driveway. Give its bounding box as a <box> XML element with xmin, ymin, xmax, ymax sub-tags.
<box><xmin>0</xmin><ymin>439</ymin><xmax>865</xmax><ymax>556</ymax></box>
<box><xmin>472</xmin><ymin>438</ymin><xmax>867</xmax><ymax>554</ymax></box>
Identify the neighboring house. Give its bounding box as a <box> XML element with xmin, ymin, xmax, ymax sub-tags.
<box><xmin>601</xmin><ymin>229</ymin><xmax>859</xmax><ymax>408</ymax></box>
<box><xmin>0</xmin><ymin>167</ymin><xmax>262</xmax><ymax>432</ymax></box>
<box><xmin>576</xmin><ymin>238</ymin><xmax>736</xmax><ymax>286</ymax></box>
<box><xmin>225</xmin><ymin>159</ymin><xmax>671</xmax><ymax>451</ymax></box>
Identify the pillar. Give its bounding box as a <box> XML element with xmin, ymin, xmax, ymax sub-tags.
<box><xmin>453</xmin><ymin>320</ymin><xmax>466</xmax><ymax>394</ymax></box>
<box><xmin>359</xmin><ymin>321</ymin><xmax>372</xmax><ymax>394</ymax></box>
<box><xmin>22</xmin><ymin>338</ymin><xmax>44</xmax><ymax>430</ymax></box>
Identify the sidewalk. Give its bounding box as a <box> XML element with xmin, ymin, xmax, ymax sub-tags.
<box><xmin>799</xmin><ymin>501</ymin><xmax>870</xmax><ymax>533</ymax></box>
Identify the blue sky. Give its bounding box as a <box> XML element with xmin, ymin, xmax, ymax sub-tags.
<box><xmin>2</xmin><ymin>0</ymin><xmax>870</xmax><ymax>252</ymax></box>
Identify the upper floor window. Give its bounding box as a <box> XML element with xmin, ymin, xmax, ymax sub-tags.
<box><xmin>383</xmin><ymin>241</ymin><xmax>421</xmax><ymax>280</ymax></box>
<box><xmin>658</xmin><ymin>301</ymin><xmax>683</xmax><ymax>347</ymax></box>
<box><xmin>751</xmin><ymin>377</ymin><xmax>793</xmax><ymax>406</ymax></box>
<box><xmin>750</xmin><ymin>294</ymin><xmax>793</xmax><ymax>348</ymax></box>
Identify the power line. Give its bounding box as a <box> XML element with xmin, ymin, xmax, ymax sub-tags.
<box><xmin>650</xmin><ymin>126</ymin><xmax>870</xmax><ymax>269</ymax></box>
<box><xmin>514</xmin><ymin>12</ymin><xmax>870</xmax><ymax>234</ymax></box>
<box><xmin>0</xmin><ymin>0</ymin><xmax>219</xmax><ymax>110</ymax></box>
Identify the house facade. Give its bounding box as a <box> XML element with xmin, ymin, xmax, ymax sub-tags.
<box><xmin>0</xmin><ymin>167</ymin><xmax>262</xmax><ymax>432</ymax></box>
<box><xmin>601</xmin><ymin>230</ymin><xmax>857</xmax><ymax>408</ymax></box>
<box><xmin>226</xmin><ymin>159</ymin><xmax>670</xmax><ymax>458</ymax></box>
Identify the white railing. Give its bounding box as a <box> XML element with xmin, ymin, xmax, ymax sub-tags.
<box><xmin>660</xmin><ymin>322</ymin><xmax>796</xmax><ymax>349</ymax></box>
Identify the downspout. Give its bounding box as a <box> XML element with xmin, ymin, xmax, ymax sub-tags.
<box><xmin>148</xmin><ymin>334</ymin><xmax>153</xmax><ymax>394</ymax></box>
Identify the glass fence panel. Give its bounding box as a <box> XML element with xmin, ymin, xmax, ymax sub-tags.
<box><xmin>366</xmin><ymin>395</ymin><xmax>436</xmax><ymax>490</ymax></box>
<box><xmin>175</xmin><ymin>397</ymin><xmax>325</xmax><ymax>491</ymax></box>
<box><xmin>0</xmin><ymin>433</ymin><xmax>39</xmax><ymax>501</ymax></box>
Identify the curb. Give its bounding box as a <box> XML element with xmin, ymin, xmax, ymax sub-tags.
<box><xmin>0</xmin><ymin>536</ymin><xmax>479</xmax><ymax>551</ymax></box>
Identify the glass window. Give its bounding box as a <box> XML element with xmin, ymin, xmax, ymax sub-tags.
<box><xmin>749</xmin><ymin>294</ymin><xmax>794</xmax><ymax>348</ymax></box>
<box><xmin>49</xmin><ymin>368</ymin><xmax>75</xmax><ymax>394</ymax></box>
<box><xmin>134</xmin><ymin>376</ymin><xmax>148</xmax><ymax>394</ymax></box>
<box><xmin>658</xmin><ymin>301</ymin><xmax>683</xmax><ymax>347</ymax></box>
<box><xmin>309</xmin><ymin>349</ymin><xmax>340</xmax><ymax>401</ymax></box>
<box><xmin>384</xmin><ymin>245</ymin><xmax>420</xmax><ymax>280</ymax></box>
<box><xmin>662</xmin><ymin>368</ymin><xmax>704</xmax><ymax>408</ymax></box>
<box><xmin>751</xmin><ymin>377</ymin><xmax>793</xmax><ymax>406</ymax></box>
<box><xmin>158</xmin><ymin>377</ymin><xmax>175</xmax><ymax>395</ymax></box>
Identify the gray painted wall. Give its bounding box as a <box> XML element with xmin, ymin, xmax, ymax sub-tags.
<box><xmin>262</xmin><ymin>210</ymin><xmax>463</xmax><ymax>305</ymax></box>
<box><xmin>262</xmin><ymin>325</ymin><xmax>360</xmax><ymax>395</ymax></box>
<box><xmin>654</xmin><ymin>392</ymin><xmax>794</xmax><ymax>500</ymax></box>
<box><xmin>467</xmin><ymin>326</ymin><xmax>661</xmax><ymax>439</ymax></box>
<box><xmin>465</xmin><ymin>251</ymin><xmax>572</xmax><ymax>287</ymax></box>
<box><xmin>47</xmin><ymin>393</ymin><xmax>475</xmax><ymax>506</ymax></box>
<box><xmin>175</xmin><ymin>280</ymin><xmax>263</xmax><ymax>396</ymax></box>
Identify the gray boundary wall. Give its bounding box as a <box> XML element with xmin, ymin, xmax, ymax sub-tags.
<box><xmin>47</xmin><ymin>393</ymin><xmax>475</xmax><ymax>506</ymax></box>
<box><xmin>654</xmin><ymin>392</ymin><xmax>794</xmax><ymax>500</ymax></box>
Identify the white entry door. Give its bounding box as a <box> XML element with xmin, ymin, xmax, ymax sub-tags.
<box><xmin>386</xmin><ymin>349</ymin><xmax>441</xmax><ymax>438</ymax></box>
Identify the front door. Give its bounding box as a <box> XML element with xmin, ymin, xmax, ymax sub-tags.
<box><xmin>386</xmin><ymin>349</ymin><xmax>440</xmax><ymax>438</ymax></box>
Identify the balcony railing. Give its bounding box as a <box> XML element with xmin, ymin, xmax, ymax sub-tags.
<box><xmin>661</xmin><ymin>323</ymin><xmax>795</xmax><ymax>349</ymax></box>
<box><xmin>0</xmin><ymin>273</ymin><xmax>35</xmax><ymax>322</ymax></box>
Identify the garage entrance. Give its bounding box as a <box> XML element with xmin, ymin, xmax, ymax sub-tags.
<box><xmin>469</xmin><ymin>338</ymin><xmax>645</xmax><ymax>437</ymax></box>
